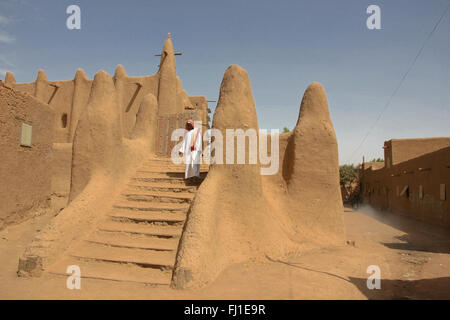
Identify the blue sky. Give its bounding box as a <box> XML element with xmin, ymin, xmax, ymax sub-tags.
<box><xmin>1</xmin><ymin>0</ymin><xmax>449</xmax><ymax>164</ymax></box>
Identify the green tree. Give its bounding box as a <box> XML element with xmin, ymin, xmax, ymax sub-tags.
<box><xmin>282</xmin><ymin>127</ymin><xmax>290</xmax><ymax>133</ymax></box>
<box><xmin>339</xmin><ymin>164</ymin><xmax>359</xmax><ymax>187</ymax></box>
<box><xmin>371</xmin><ymin>158</ymin><xmax>384</xmax><ymax>162</ymax></box>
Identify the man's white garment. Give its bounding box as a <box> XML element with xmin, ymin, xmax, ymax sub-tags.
<box><xmin>179</xmin><ymin>128</ymin><xmax>202</xmax><ymax>179</ymax></box>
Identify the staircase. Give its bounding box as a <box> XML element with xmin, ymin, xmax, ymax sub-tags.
<box><xmin>48</xmin><ymin>158</ymin><xmax>208</xmax><ymax>286</ymax></box>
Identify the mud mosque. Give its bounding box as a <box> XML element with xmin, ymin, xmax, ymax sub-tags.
<box><xmin>1</xmin><ymin>34</ymin><xmax>345</xmax><ymax>288</ymax></box>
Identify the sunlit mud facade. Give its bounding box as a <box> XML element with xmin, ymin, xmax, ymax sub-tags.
<box><xmin>361</xmin><ymin>138</ymin><xmax>450</xmax><ymax>229</ymax></box>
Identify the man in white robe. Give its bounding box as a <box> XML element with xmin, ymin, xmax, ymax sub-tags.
<box><xmin>179</xmin><ymin>120</ymin><xmax>202</xmax><ymax>180</ymax></box>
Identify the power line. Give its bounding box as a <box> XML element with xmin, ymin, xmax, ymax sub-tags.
<box><xmin>347</xmin><ymin>3</ymin><xmax>450</xmax><ymax>164</ymax></box>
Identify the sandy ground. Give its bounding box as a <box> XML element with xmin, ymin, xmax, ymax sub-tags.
<box><xmin>0</xmin><ymin>205</ymin><xmax>449</xmax><ymax>300</ymax></box>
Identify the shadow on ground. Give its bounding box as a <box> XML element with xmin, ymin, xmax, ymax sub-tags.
<box><xmin>381</xmin><ymin>234</ymin><xmax>450</xmax><ymax>254</ymax></box>
<box><xmin>354</xmin><ymin>205</ymin><xmax>450</xmax><ymax>254</ymax></box>
<box><xmin>348</xmin><ymin>276</ymin><xmax>450</xmax><ymax>300</ymax></box>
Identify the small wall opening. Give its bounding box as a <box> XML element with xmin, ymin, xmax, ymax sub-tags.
<box><xmin>20</xmin><ymin>122</ymin><xmax>33</xmax><ymax>147</ymax></box>
<box><xmin>399</xmin><ymin>185</ymin><xmax>409</xmax><ymax>198</ymax></box>
<box><xmin>61</xmin><ymin>113</ymin><xmax>68</xmax><ymax>128</ymax></box>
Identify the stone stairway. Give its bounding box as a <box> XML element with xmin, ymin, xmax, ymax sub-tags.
<box><xmin>47</xmin><ymin>158</ymin><xmax>208</xmax><ymax>286</ymax></box>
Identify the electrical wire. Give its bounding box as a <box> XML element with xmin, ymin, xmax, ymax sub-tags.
<box><xmin>347</xmin><ymin>3</ymin><xmax>450</xmax><ymax>164</ymax></box>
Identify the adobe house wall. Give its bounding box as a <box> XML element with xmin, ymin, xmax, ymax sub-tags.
<box><xmin>50</xmin><ymin>142</ymin><xmax>73</xmax><ymax>211</ymax></box>
<box><xmin>0</xmin><ymin>83</ymin><xmax>54</xmax><ymax>229</ymax></box>
<box><xmin>384</xmin><ymin>138</ymin><xmax>450</xmax><ymax>167</ymax></box>
<box><xmin>363</xmin><ymin>161</ymin><xmax>384</xmax><ymax>170</ymax></box>
<box><xmin>363</xmin><ymin>145</ymin><xmax>450</xmax><ymax>229</ymax></box>
<box><xmin>45</xmin><ymin>79</ymin><xmax>77</xmax><ymax>143</ymax></box>
<box><xmin>188</xmin><ymin>96</ymin><xmax>210</xmax><ymax>131</ymax></box>
<box><xmin>115</xmin><ymin>71</ymin><xmax>160</xmax><ymax>138</ymax></box>
<box><xmin>7</xmin><ymin>74</ymin><xmax>86</xmax><ymax>143</ymax></box>
<box><xmin>6</xmin><ymin>72</ymin><xmax>161</xmax><ymax>142</ymax></box>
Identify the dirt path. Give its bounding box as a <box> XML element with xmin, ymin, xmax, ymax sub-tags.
<box><xmin>0</xmin><ymin>205</ymin><xmax>449</xmax><ymax>299</ymax></box>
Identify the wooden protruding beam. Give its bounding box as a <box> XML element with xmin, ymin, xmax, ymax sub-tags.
<box><xmin>48</xmin><ymin>83</ymin><xmax>60</xmax><ymax>104</ymax></box>
<box><xmin>154</xmin><ymin>53</ymin><xmax>182</xmax><ymax>56</ymax></box>
<box><xmin>125</xmin><ymin>82</ymin><xmax>143</xmax><ymax>113</ymax></box>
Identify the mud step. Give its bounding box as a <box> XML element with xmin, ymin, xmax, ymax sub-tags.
<box><xmin>145</xmin><ymin>158</ymin><xmax>181</xmax><ymax>164</ymax></box>
<box><xmin>121</xmin><ymin>189</ymin><xmax>194</xmax><ymax>203</ymax></box>
<box><xmin>136</xmin><ymin>170</ymin><xmax>207</xmax><ymax>179</ymax></box>
<box><xmin>86</xmin><ymin>231</ymin><xmax>179</xmax><ymax>251</ymax></box>
<box><xmin>132</xmin><ymin>177</ymin><xmax>204</xmax><ymax>187</ymax></box>
<box><xmin>138</xmin><ymin>165</ymin><xmax>210</xmax><ymax>173</ymax></box>
<box><xmin>99</xmin><ymin>220</ymin><xmax>183</xmax><ymax>238</ymax></box>
<box><xmin>139</xmin><ymin>166</ymin><xmax>184</xmax><ymax>171</ymax></box>
<box><xmin>109</xmin><ymin>209</ymin><xmax>186</xmax><ymax>223</ymax></box>
<box><xmin>113</xmin><ymin>200</ymin><xmax>189</xmax><ymax>212</ymax></box>
<box><xmin>122</xmin><ymin>194</ymin><xmax>191</xmax><ymax>204</ymax></box>
<box><xmin>131</xmin><ymin>176</ymin><xmax>188</xmax><ymax>184</ymax></box>
<box><xmin>48</xmin><ymin>258</ymin><xmax>172</xmax><ymax>285</ymax></box>
<box><xmin>136</xmin><ymin>171</ymin><xmax>186</xmax><ymax>179</ymax></box>
<box><xmin>128</xmin><ymin>182</ymin><xmax>197</xmax><ymax>193</ymax></box>
<box><xmin>144</xmin><ymin>158</ymin><xmax>210</xmax><ymax>165</ymax></box>
<box><xmin>69</xmin><ymin>242</ymin><xmax>176</xmax><ymax>268</ymax></box>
